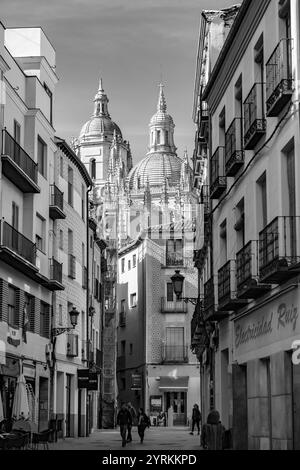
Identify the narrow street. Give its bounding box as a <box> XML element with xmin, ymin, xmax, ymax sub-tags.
<box><xmin>50</xmin><ymin>427</ymin><xmax>201</xmax><ymax>451</ymax></box>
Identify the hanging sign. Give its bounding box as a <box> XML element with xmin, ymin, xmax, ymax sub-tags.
<box><xmin>7</xmin><ymin>326</ymin><xmax>21</xmax><ymax>347</ymax></box>
<box><xmin>77</xmin><ymin>369</ymin><xmax>89</xmax><ymax>389</ymax></box>
<box><xmin>131</xmin><ymin>374</ymin><xmax>142</xmax><ymax>390</ymax></box>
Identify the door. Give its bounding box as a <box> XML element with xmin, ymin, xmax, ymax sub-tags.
<box><xmin>38</xmin><ymin>378</ymin><xmax>49</xmax><ymax>432</ymax></box>
<box><xmin>166</xmin><ymin>392</ymin><xmax>187</xmax><ymax>426</ymax></box>
<box><xmin>65</xmin><ymin>374</ymin><xmax>71</xmax><ymax>437</ymax></box>
<box><xmin>292</xmin><ymin>363</ymin><xmax>300</xmax><ymax>449</ymax></box>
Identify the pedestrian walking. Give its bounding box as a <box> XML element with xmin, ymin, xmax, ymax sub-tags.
<box><xmin>137</xmin><ymin>408</ymin><xmax>150</xmax><ymax>443</ymax></box>
<box><xmin>116</xmin><ymin>403</ymin><xmax>132</xmax><ymax>447</ymax></box>
<box><xmin>189</xmin><ymin>404</ymin><xmax>201</xmax><ymax>435</ymax></box>
<box><xmin>201</xmin><ymin>410</ymin><xmax>225</xmax><ymax>450</ymax></box>
<box><xmin>126</xmin><ymin>402</ymin><xmax>137</xmax><ymax>443</ymax></box>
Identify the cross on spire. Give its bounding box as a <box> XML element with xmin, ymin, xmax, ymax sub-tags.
<box><xmin>157</xmin><ymin>83</ymin><xmax>167</xmax><ymax>113</ymax></box>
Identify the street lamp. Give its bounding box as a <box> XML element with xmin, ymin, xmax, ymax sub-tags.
<box><xmin>51</xmin><ymin>306</ymin><xmax>80</xmax><ymax>338</ymax></box>
<box><xmin>170</xmin><ymin>270</ymin><xmax>198</xmax><ymax>305</ymax></box>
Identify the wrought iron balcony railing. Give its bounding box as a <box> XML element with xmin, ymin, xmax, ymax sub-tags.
<box><xmin>243</xmin><ymin>83</ymin><xmax>266</xmax><ymax>149</ymax></box>
<box><xmin>218</xmin><ymin>260</ymin><xmax>248</xmax><ymax>311</ymax></box>
<box><xmin>165</xmin><ymin>256</ymin><xmax>184</xmax><ymax>267</ymax></box>
<box><xmin>200</xmin><ymin>185</ymin><xmax>211</xmax><ymax>220</ymax></box>
<box><xmin>49</xmin><ymin>257</ymin><xmax>63</xmax><ymax>284</ymax></box>
<box><xmin>266</xmin><ymin>38</ymin><xmax>294</xmax><ymax>117</ymax></box>
<box><xmin>210</xmin><ymin>147</ymin><xmax>227</xmax><ymax>199</ymax></box>
<box><xmin>1</xmin><ymin>129</ymin><xmax>39</xmax><ymax>193</ymax></box>
<box><xmin>162</xmin><ymin>345</ymin><xmax>188</xmax><ymax>363</ymax></box>
<box><xmin>225</xmin><ymin>118</ymin><xmax>244</xmax><ymax>176</ymax></box>
<box><xmin>259</xmin><ymin>216</ymin><xmax>300</xmax><ymax>284</ymax></box>
<box><xmin>49</xmin><ymin>184</ymin><xmax>65</xmax><ymax>219</ymax></box>
<box><xmin>161</xmin><ymin>298</ymin><xmax>188</xmax><ymax>313</ymax></box>
<box><xmin>0</xmin><ymin>220</ymin><xmax>36</xmax><ymax>265</ymax></box>
<box><xmin>236</xmin><ymin>240</ymin><xmax>271</xmax><ymax>299</ymax></box>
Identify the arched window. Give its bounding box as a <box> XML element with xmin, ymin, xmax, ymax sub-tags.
<box><xmin>157</xmin><ymin>130</ymin><xmax>161</xmax><ymax>144</ymax></box>
<box><xmin>165</xmin><ymin>130</ymin><xmax>169</xmax><ymax>145</ymax></box>
<box><xmin>90</xmin><ymin>159</ymin><xmax>96</xmax><ymax>179</ymax></box>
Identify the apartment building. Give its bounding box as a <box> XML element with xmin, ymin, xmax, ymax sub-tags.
<box><xmin>0</xmin><ymin>24</ymin><xmax>58</xmax><ymax>431</ymax></box>
<box><xmin>194</xmin><ymin>0</ymin><xmax>300</xmax><ymax>450</ymax></box>
<box><xmin>117</xmin><ymin>232</ymin><xmax>200</xmax><ymax>427</ymax></box>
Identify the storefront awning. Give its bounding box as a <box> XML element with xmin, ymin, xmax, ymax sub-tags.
<box><xmin>158</xmin><ymin>376</ymin><xmax>189</xmax><ymax>391</ymax></box>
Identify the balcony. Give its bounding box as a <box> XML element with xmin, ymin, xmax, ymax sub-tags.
<box><xmin>161</xmin><ymin>298</ymin><xmax>188</xmax><ymax>313</ymax></box>
<box><xmin>66</xmin><ymin>334</ymin><xmax>78</xmax><ymax>357</ymax></box>
<box><xmin>199</xmin><ymin>101</ymin><xmax>209</xmax><ymax>139</ymax></box>
<box><xmin>104</xmin><ymin>267</ymin><xmax>117</xmax><ymax>282</ymax></box>
<box><xmin>203</xmin><ymin>277</ymin><xmax>228</xmax><ymax>322</ymax></box>
<box><xmin>95</xmin><ymin>348</ymin><xmax>102</xmax><ymax>368</ymax></box>
<box><xmin>116</xmin><ymin>355</ymin><xmax>126</xmax><ymax>371</ymax></box>
<box><xmin>259</xmin><ymin>216</ymin><xmax>300</xmax><ymax>284</ymax></box>
<box><xmin>1</xmin><ymin>129</ymin><xmax>40</xmax><ymax>193</ymax></box>
<box><xmin>161</xmin><ymin>345</ymin><xmax>188</xmax><ymax>364</ymax></box>
<box><xmin>82</xmin><ymin>266</ymin><xmax>88</xmax><ymax>289</ymax></box>
<box><xmin>236</xmin><ymin>241</ymin><xmax>271</xmax><ymax>299</ymax></box>
<box><xmin>210</xmin><ymin>147</ymin><xmax>227</xmax><ymax>199</ymax></box>
<box><xmin>119</xmin><ymin>310</ymin><xmax>126</xmax><ymax>327</ymax></box>
<box><xmin>49</xmin><ymin>257</ymin><xmax>64</xmax><ymax>291</ymax></box>
<box><xmin>165</xmin><ymin>255</ymin><xmax>184</xmax><ymax>267</ymax></box>
<box><xmin>243</xmin><ymin>83</ymin><xmax>267</xmax><ymax>150</ymax></box>
<box><xmin>105</xmin><ymin>298</ymin><xmax>116</xmax><ymax>313</ymax></box>
<box><xmin>0</xmin><ymin>221</ymin><xmax>38</xmax><ymax>276</ymax></box>
<box><xmin>266</xmin><ymin>39</ymin><xmax>294</xmax><ymax>117</ymax></box>
<box><xmin>68</xmin><ymin>254</ymin><xmax>76</xmax><ymax>279</ymax></box>
<box><xmin>225</xmin><ymin>118</ymin><xmax>244</xmax><ymax>177</ymax></box>
<box><xmin>218</xmin><ymin>260</ymin><xmax>248</xmax><ymax>312</ymax></box>
<box><xmin>200</xmin><ymin>185</ymin><xmax>211</xmax><ymax>221</ymax></box>
<box><xmin>49</xmin><ymin>184</ymin><xmax>65</xmax><ymax>220</ymax></box>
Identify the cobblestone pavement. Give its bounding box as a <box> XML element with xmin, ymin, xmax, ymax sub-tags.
<box><xmin>50</xmin><ymin>427</ymin><xmax>202</xmax><ymax>451</ymax></box>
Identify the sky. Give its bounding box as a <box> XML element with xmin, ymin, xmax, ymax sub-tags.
<box><xmin>2</xmin><ymin>0</ymin><xmax>236</xmax><ymax>165</ymax></box>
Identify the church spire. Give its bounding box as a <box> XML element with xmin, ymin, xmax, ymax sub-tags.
<box><xmin>93</xmin><ymin>77</ymin><xmax>110</xmax><ymax>118</ymax></box>
<box><xmin>157</xmin><ymin>83</ymin><xmax>167</xmax><ymax>113</ymax></box>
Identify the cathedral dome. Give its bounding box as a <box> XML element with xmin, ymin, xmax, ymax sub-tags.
<box><xmin>128</xmin><ymin>152</ymin><xmax>182</xmax><ymax>189</ymax></box>
<box><xmin>79</xmin><ymin>116</ymin><xmax>122</xmax><ymax>140</ymax></box>
<box><xmin>79</xmin><ymin>78</ymin><xmax>123</xmax><ymax>142</ymax></box>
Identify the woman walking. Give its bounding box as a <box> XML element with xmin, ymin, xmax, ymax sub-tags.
<box><xmin>137</xmin><ymin>408</ymin><xmax>150</xmax><ymax>444</ymax></box>
<box><xmin>189</xmin><ymin>404</ymin><xmax>201</xmax><ymax>435</ymax></box>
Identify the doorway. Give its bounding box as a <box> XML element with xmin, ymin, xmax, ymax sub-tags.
<box><xmin>38</xmin><ymin>377</ymin><xmax>49</xmax><ymax>432</ymax></box>
<box><xmin>292</xmin><ymin>363</ymin><xmax>300</xmax><ymax>449</ymax></box>
<box><xmin>165</xmin><ymin>392</ymin><xmax>187</xmax><ymax>426</ymax></box>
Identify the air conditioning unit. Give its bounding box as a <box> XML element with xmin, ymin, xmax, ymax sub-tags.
<box><xmin>66</xmin><ymin>334</ymin><xmax>79</xmax><ymax>357</ymax></box>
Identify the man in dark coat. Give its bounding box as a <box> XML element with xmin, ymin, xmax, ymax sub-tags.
<box><xmin>190</xmin><ymin>404</ymin><xmax>201</xmax><ymax>435</ymax></box>
<box><xmin>201</xmin><ymin>410</ymin><xmax>225</xmax><ymax>450</ymax></box>
<box><xmin>117</xmin><ymin>403</ymin><xmax>132</xmax><ymax>447</ymax></box>
<box><xmin>126</xmin><ymin>402</ymin><xmax>137</xmax><ymax>443</ymax></box>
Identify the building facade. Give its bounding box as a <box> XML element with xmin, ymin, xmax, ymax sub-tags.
<box><xmin>0</xmin><ymin>24</ymin><xmax>58</xmax><ymax>431</ymax></box>
<box><xmin>193</xmin><ymin>0</ymin><xmax>300</xmax><ymax>450</ymax></box>
<box><xmin>116</xmin><ymin>85</ymin><xmax>201</xmax><ymax>426</ymax></box>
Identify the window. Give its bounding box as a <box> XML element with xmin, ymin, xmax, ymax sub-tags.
<box><xmin>59</xmin><ymin>230</ymin><xmax>64</xmax><ymax>250</ymax></box>
<box><xmin>58</xmin><ymin>304</ymin><xmax>63</xmax><ymax>326</ymax></box>
<box><xmin>121</xmin><ymin>340</ymin><xmax>126</xmax><ymax>356</ymax></box>
<box><xmin>121</xmin><ymin>377</ymin><xmax>126</xmax><ymax>391</ymax></box>
<box><xmin>12</xmin><ymin>202</ymin><xmax>19</xmax><ymax>230</ymax></box>
<box><xmin>121</xmin><ymin>258</ymin><xmax>125</xmax><ymax>273</ymax></box>
<box><xmin>60</xmin><ymin>155</ymin><xmax>64</xmax><ymax>178</ymax></box>
<box><xmin>167</xmin><ymin>282</ymin><xmax>174</xmax><ymax>302</ymax></box>
<box><xmin>157</xmin><ymin>130</ymin><xmax>161</xmax><ymax>144</ymax></box>
<box><xmin>43</xmin><ymin>82</ymin><xmax>53</xmax><ymax>125</ymax></box>
<box><xmin>8</xmin><ymin>285</ymin><xmax>18</xmax><ymax>327</ymax></box>
<box><xmin>235</xmin><ymin>199</ymin><xmax>245</xmax><ymax>252</ymax></box>
<box><xmin>81</xmin><ymin>185</ymin><xmax>85</xmax><ymax>220</ymax></box>
<box><xmin>165</xmin><ymin>327</ymin><xmax>185</xmax><ymax>361</ymax></box>
<box><xmin>130</xmin><ymin>293</ymin><xmax>137</xmax><ymax>308</ymax></box>
<box><xmin>35</xmin><ymin>214</ymin><xmax>45</xmax><ymax>252</ymax></box>
<box><xmin>14</xmin><ymin>120</ymin><xmax>21</xmax><ymax>144</ymax></box>
<box><xmin>165</xmin><ymin>130</ymin><xmax>169</xmax><ymax>145</ymax></box>
<box><xmin>257</xmin><ymin>172</ymin><xmax>267</xmax><ymax>232</ymax></box>
<box><xmin>166</xmin><ymin>239</ymin><xmax>183</xmax><ymax>266</ymax></box>
<box><xmin>37</xmin><ymin>136</ymin><xmax>47</xmax><ymax>178</ymax></box>
<box><xmin>130</xmin><ymin>344</ymin><xmax>133</xmax><ymax>355</ymax></box>
<box><xmin>24</xmin><ymin>293</ymin><xmax>34</xmax><ymax>332</ymax></box>
<box><xmin>220</xmin><ymin>220</ymin><xmax>227</xmax><ymax>266</ymax></box>
<box><xmin>121</xmin><ymin>300</ymin><xmax>125</xmax><ymax>312</ymax></box>
<box><xmin>68</xmin><ymin>229</ymin><xmax>73</xmax><ymax>254</ymax></box>
<box><xmin>133</xmin><ymin>254</ymin><xmax>137</xmax><ymax>268</ymax></box>
<box><xmin>40</xmin><ymin>302</ymin><xmax>50</xmax><ymax>338</ymax></box>
<box><xmin>68</xmin><ymin>166</ymin><xmax>73</xmax><ymax>206</ymax></box>
<box><xmin>90</xmin><ymin>159</ymin><xmax>96</xmax><ymax>179</ymax></box>
<box><xmin>128</xmin><ymin>260</ymin><xmax>131</xmax><ymax>271</ymax></box>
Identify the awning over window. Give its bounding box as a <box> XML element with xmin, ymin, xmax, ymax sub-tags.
<box><xmin>158</xmin><ymin>376</ymin><xmax>189</xmax><ymax>391</ymax></box>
